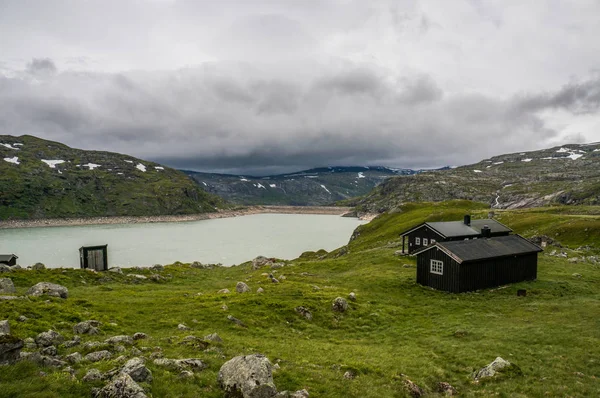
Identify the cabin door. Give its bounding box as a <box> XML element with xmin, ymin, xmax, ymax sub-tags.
<box><xmin>87</xmin><ymin>250</ymin><xmax>105</xmax><ymax>271</ymax></box>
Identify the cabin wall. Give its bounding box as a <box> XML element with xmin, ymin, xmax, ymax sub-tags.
<box><xmin>417</xmin><ymin>248</ymin><xmax>461</xmax><ymax>293</ymax></box>
<box><xmin>458</xmin><ymin>253</ymin><xmax>538</xmax><ymax>292</ymax></box>
<box><xmin>407</xmin><ymin>227</ymin><xmax>444</xmax><ymax>254</ymax></box>
<box><xmin>0</xmin><ymin>257</ymin><xmax>17</xmax><ymax>266</ymax></box>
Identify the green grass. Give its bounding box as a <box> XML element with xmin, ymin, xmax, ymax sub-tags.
<box><xmin>1</xmin><ymin>201</ymin><xmax>600</xmax><ymax>397</ymax></box>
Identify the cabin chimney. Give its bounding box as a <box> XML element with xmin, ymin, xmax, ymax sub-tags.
<box><xmin>464</xmin><ymin>215</ymin><xmax>471</xmax><ymax>226</ymax></box>
<box><xmin>482</xmin><ymin>225</ymin><xmax>491</xmax><ymax>238</ymax></box>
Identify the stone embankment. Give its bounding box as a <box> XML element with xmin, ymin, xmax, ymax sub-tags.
<box><xmin>0</xmin><ymin>206</ymin><xmax>355</xmax><ymax>230</ymax></box>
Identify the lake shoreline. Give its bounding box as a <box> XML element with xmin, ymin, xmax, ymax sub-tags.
<box><xmin>0</xmin><ymin>205</ymin><xmax>363</xmax><ymax>230</ymax></box>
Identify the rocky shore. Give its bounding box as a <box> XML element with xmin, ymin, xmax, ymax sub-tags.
<box><xmin>0</xmin><ymin>206</ymin><xmax>357</xmax><ymax>230</ymax></box>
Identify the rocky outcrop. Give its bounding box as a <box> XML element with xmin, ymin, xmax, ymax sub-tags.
<box><xmin>252</xmin><ymin>256</ymin><xmax>273</xmax><ymax>269</ymax></box>
<box><xmin>236</xmin><ymin>282</ymin><xmax>251</xmax><ymax>293</ymax></box>
<box><xmin>31</xmin><ymin>263</ymin><xmax>46</xmax><ymax>270</ymax></box>
<box><xmin>0</xmin><ymin>278</ymin><xmax>16</xmax><ymax>294</ymax></box>
<box><xmin>120</xmin><ymin>357</ymin><xmax>153</xmax><ymax>383</ymax></box>
<box><xmin>93</xmin><ymin>373</ymin><xmax>147</xmax><ymax>398</ymax></box>
<box><xmin>27</xmin><ymin>282</ymin><xmax>68</xmax><ymax>299</ymax></box>
<box><xmin>105</xmin><ymin>335</ymin><xmax>134</xmax><ymax>346</ymax></box>
<box><xmin>74</xmin><ymin>320</ymin><xmax>101</xmax><ymax>335</ymax></box>
<box><xmin>35</xmin><ymin>330</ymin><xmax>64</xmax><ymax>347</ymax></box>
<box><xmin>473</xmin><ymin>357</ymin><xmax>522</xmax><ymax>380</ymax></box>
<box><xmin>85</xmin><ymin>350</ymin><xmax>112</xmax><ymax>362</ymax></box>
<box><xmin>0</xmin><ymin>334</ymin><xmax>24</xmax><ymax>365</ymax></box>
<box><xmin>153</xmin><ymin>358</ymin><xmax>207</xmax><ymax>373</ymax></box>
<box><xmin>218</xmin><ymin>354</ymin><xmax>278</xmax><ymax>398</ymax></box>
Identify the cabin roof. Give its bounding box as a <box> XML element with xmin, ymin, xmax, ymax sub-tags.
<box><xmin>400</xmin><ymin>219</ymin><xmax>512</xmax><ymax>238</ymax></box>
<box><xmin>0</xmin><ymin>254</ymin><xmax>18</xmax><ymax>261</ymax></box>
<box><xmin>415</xmin><ymin>235</ymin><xmax>542</xmax><ymax>263</ymax></box>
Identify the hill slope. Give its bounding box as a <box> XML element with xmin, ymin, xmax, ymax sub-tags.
<box><xmin>0</xmin><ymin>135</ymin><xmax>225</xmax><ymax>219</ymax></box>
<box><xmin>184</xmin><ymin>166</ymin><xmax>418</xmax><ymax>206</ymax></box>
<box><xmin>352</xmin><ymin>143</ymin><xmax>600</xmax><ymax>213</ymax></box>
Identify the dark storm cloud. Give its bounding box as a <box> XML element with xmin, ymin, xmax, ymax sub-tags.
<box><xmin>0</xmin><ymin>58</ymin><xmax>597</xmax><ymax>174</ymax></box>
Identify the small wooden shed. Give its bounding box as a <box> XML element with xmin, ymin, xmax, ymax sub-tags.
<box><xmin>79</xmin><ymin>245</ymin><xmax>108</xmax><ymax>271</ymax></box>
<box><xmin>0</xmin><ymin>254</ymin><xmax>18</xmax><ymax>266</ymax></box>
<box><xmin>415</xmin><ymin>235</ymin><xmax>542</xmax><ymax>293</ymax></box>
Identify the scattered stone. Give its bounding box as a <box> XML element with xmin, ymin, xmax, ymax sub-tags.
<box><xmin>0</xmin><ymin>334</ymin><xmax>24</xmax><ymax>365</ymax></box>
<box><xmin>17</xmin><ymin>315</ymin><xmax>28</xmax><ymax>322</ymax></box>
<box><xmin>0</xmin><ymin>265</ymin><xmax>13</xmax><ymax>273</ymax></box>
<box><xmin>252</xmin><ymin>256</ymin><xmax>272</xmax><ymax>270</ymax></box>
<box><xmin>269</xmin><ymin>274</ymin><xmax>280</xmax><ymax>283</ymax></box>
<box><xmin>23</xmin><ymin>337</ymin><xmax>37</xmax><ymax>349</ymax></box>
<box><xmin>227</xmin><ymin>315</ymin><xmax>247</xmax><ymax>328</ymax></box>
<box><xmin>121</xmin><ymin>357</ymin><xmax>153</xmax><ymax>383</ymax></box>
<box><xmin>348</xmin><ymin>292</ymin><xmax>356</xmax><ymax>301</ymax></box>
<box><xmin>35</xmin><ymin>330</ymin><xmax>64</xmax><ymax>347</ymax></box>
<box><xmin>278</xmin><ymin>389</ymin><xmax>310</xmax><ymax>398</ymax></box>
<box><xmin>218</xmin><ymin>354</ymin><xmax>277</xmax><ymax>398</ymax></box>
<box><xmin>218</xmin><ymin>289</ymin><xmax>231</xmax><ymax>294</ymax></box>
<box><xmin>83</xmin><ymin>341</ymin><xmax>105</xmax><ymax>350</ymax></box>
<box><xmin>149</xmin><ymin>274</ymin><xmax>166</xmax><ymax>282</ymax></box>
<box><xmin>437</xmin><ymin>381</ymin><xmax>457</xmax><ymax>395</ymax></box>
<box><xmin>128</xmin><ymin>274</ymin><xmax>147</xmax><ymax>280</ymax></box>
<box><xmin>295</xmin><ymin>306</ymin><xmax>313</xmax><ymax>321</ymax></box>
<box><xmin>236</xmin><ymin>282</ymin><xmax>251</xmax><ymax>293</ymax></box>
<box><xmin>85</xmin><ymin>350</ymin><xmax>113</xmax><ymax>362</ymax></box>
<box><xmin>74</xmin><ymin>320</ymin><xmax>101</xmax><ymax>335</ymax></box>
<box><xmin>572</xmin><ymin>273</ymin><xmax>582</xmax><ymax>278</ymax></box>
<box><xmin>114</xmin><ymin>345</ymin><xmax>126</xmax><ymax>353</ymax></box>
<box><xmin>153</xmin><ymin>358</ymin><xmax>207</xmax><ymax>373</ymax></box>
<box><xmin>343</xmin><ymin>370</ymin><xmax>356</xmax><ymax>379</ymax></box>
<box><xmin>221</xmin><ymin>305</ymin><xmax>229</xmax><ymax>311</ymax></box>
<box><xmin>190</xmin><ymin>261</ymin><xmax>203</xmax><ymax>268</ymax></box>
<box><xmin>63</xmin><ymin>336</ymin><xmax>81</xmax><ymax>348</ymax></box>
<box><xmin>40</xmin><ymin>356</ymin><xmax>67</xmax><ymax>367</ymax></box>
<box><xmin>0</xmin><ymin>278</ymin><xmax>16</xmax><ymax>294</ymax></box>
<box><xmin>402</xmin><ymin>264</ymin><xmax>413</xmax><ymax>268</ymax></box>
<box><xmin>203</xmin><ymin>333</ymin><xmax>223</xmax><ymax>343</ymax></box>
<box><xmin>279</xmin><ymin>275</ymin><xmax>287</xmax><ymax>281</ymax></box>
<box><xmin>257</xmin><ymin>287</ymin><xmax>265</xmax><ymax>294</ymax></box>
<box><xmin>394</xmin><ymin>250</ymin><xmax>403</xmax><ymax>256</ymax></box>
<box><xmin>66</xmin><ymin>352</ymin><xmax>83</xmax><ymax>364</ymax></box>
<box><xmin>27</xmin><ymin>282</ymin><xmax>69</xmax><ymax>299</ymax></box>
<box><xmin>130</xmin><ymin>347</ymin><xmax>143</xmax><ymax>357</ymax></box>
<box><xmin>473</xmin><ymin>357</ymin><xmax>523</xmax><ymax>380</ymax></box>
<box><xmin>108</xmin><ymin>267</ymin><xmax>123</xmax><ymax>274</ymax></box>
<box><xmin>178</xmin><ymin>324</ymin><xmax>191</xmax><ymax>331</ymax></box>
<box><xmin>150</xmin><ymin>264</ymin><xmax>164</xmax><ymax>271</ymax></box>
<box><xmin>332</xmin><ymin>297</ymin><xmax>348</xmax><ymax>313</ymax></box>
<box><xmin>179</xmin><ymin>370</ymin><xmax>194</xmax><ymax>379</ymax></box>
<box><xmin>31</xmin><ymin>263</ymin><xmax>46</xmax><ymax>270</ymax></box>
<box><xmin>93</xmin><ymin>373</ymin><xmax>147</xmax><ymax>398</ymax></box>
<box><xmin>133</xmin><ymin>332</ymin><xmax>148</xmax><ymax>340</ymax></box>
<box><xmin>0</xmin><ymin>320</ymin><xmax>10</xmax><ymax>336</ymax></box>
<box><xmin>312</xmin><ymin>285</ymin><xmax>320</xmax><ymax>291</ymax></box>
<box><xmin>106</xmin><ymin>335</ymin><xmax>134</xmax><ymax>346</ymax></box>
<box><xmin>83</xmin><ymin>368</ymin><xmax>104</xmax><ymax>382</ymax></box>
<box><xmin>574</xmin><ymin>371</ymin><xmax>585</xmax><ymax>377</ymax></box>
<box><xmin>40</xmin><ymin>345</ymin><xmax>57</xmax><ymax>356</ymax></box>
<box><xmin>403</xmin><ymin>378</ymin><xmax>424</xmax><ymax>397</ymax></box>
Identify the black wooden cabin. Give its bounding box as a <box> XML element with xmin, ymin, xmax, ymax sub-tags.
<box><xmin>414</xmin><ymin>235</ymin><xmax>542</xmax><ymax>293</ymax></box>
<box><xmin>79</xmin><ymin>245</ymin><xmax>108</xmax><ymax>271</ymax></box>
<box><xmin>0</xmin><ymin>254</ymin><xmax>18</xmax><ymax>266</ymax></box>
<box><xmin>400</xmin><ymin>215</ymin><xmax>512</xmax><ymax>254</ymax></box>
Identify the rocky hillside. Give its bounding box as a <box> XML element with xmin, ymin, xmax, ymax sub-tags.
<box><xmin>184</xmin><ymin>166</ymin><xmax>419</xmax><ymax>206</ymax></box>
<box><xmin>0</xmin><ymin>135</ymin><xmax>225</xmax><ymax>219</ymax></box>
<box><xmin>352</xmin><ymin>143</ymin><xmax>600</xmax><ymax>213</ymax></box>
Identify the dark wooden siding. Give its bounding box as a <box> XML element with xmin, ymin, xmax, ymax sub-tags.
<box><xmin>417</xmin><ymin>248</ymin><xmax>461</xmax><ymax>293</ymax></box>
<box><xmin>407</xmin><ymin>226</ymin><xmax>445</xmax><ymax>254</ymax></box>
<box><xmin>459</xmin><ymin>253</ymin><xmax>537</xmax><ymax>292</ymax></box>
<box><xmin>0</xmin><ymin>257</ymin><xmax>17</xmax><ymax>266</ymax></box>
<box><xmin>79</xmin><ymin>246</ymin><xmax>108</xmax><ymax>271</ymax></box>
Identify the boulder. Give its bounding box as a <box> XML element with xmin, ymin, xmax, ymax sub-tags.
<box><xmin>150</xmin><ymin>264</ymin><xmax>164</xmax><ymax>271</ymax></box>
<box><xmin>0</xmin><ymin>265</ymin><xmax>12</xmax><ymax>273</ymax></box>
<box><xmin>106</xmin><ymin>335</ymin><xmax>134</xmax><ymax>346</ymax></box>
<box><xmin>218</xmin><ymin>289</ymin><xmax>231</xmax><ymax>294</ymax></box>
<box><xmin>403</xmin><ymin>378</ymin><xmax>424</xmax><ymax>397</ymax></box>
<box><xmin>348</xmin><ymin>292</ymin><xmax>356</xmax><ymax>301</ymax></box>
<box><xmin>332</xmin><ymin>297</ymin><xmax>348</xmax><ymax>313</ymax></box>
<box><xmin>74</xmin><ymin>320</ymin><xmax>101</xmax><ymax>334</ymax></box>
<box><xmin>108</xmin><ymin>267</ymin><xmax>123</xmax><ymax>274</ymax></box>
<box><xmin>66</xmin><ymin>352</ymin><xmax>83</xmax><ymax>364</ymax></box>
<box><xmin>0</xmin><ymin>320</ymin><xmax>9</xmax><ymax>336</ymax></box>
<box><xmin>85</xmin><ymin>350</ymin><xmax>113</xmax><ymax>362</ymax></box>
<box><xmin>40</xmin><ymin>345</ymin><xmax>57</xmax><ymax>356</ymax></box>
<box><xmin>295</xmin><ymin>307</ymin><xmax>313</xmax><ymax>321</ymax></box>
<box><xmin>276</xmin><ymin>390</ymin><xmax>310</xmax><ymax>398</ymax></box>
<box><xmin>31</xmin><ymin>263</ymin><xmax>46</xmax><ymax>270</ymax></box>
<box><xmin>236</xmin><ymin>282</ymin><xmax>251</xmax><ymax>293</ymax></box>
<box><xmin>252</xmin><ymin>256</ymin><xmax>272</xmax><ymax>270</ymax></box>
<box><xmin>0</xmin><ymin>334</ymin><xmax>24</xmax><ymax>365</ymax></box>
<box><xmin>177</xmin><ymin>324</ymin><xmax>191</xmax><ymax>331</ymax></box>
<box><xmin>35</xmin><ymin>330</ymin><xmax>64</xmax><ymax>347</ymax></box>
<box><xmin>63</xmin><ymin>336</ymin><xmax>81</xmax><ymax>348</ymax></box>
<box><xmin>17</xmin><ymin>315</ymin><xmax>28</xmax><ymax>322</ymax></box>
<box><xmin>218</xmin><ymin>354</ymin><xmax>278</xmax><ymax>398</ymax></box>
<box><xmin>473</xmin><ymin>357</ymin><xmax>522</xmax><ymax>380</ymax></box>
<box><xmin>153</xmin><ymin>358</ymin><xmax>207</xmax><ymax>373</ymax></box>
<box><xmin>203</xmin><ymin>333</ymin><xmax>223</xmax><ymax>343</ymax></box>
<box><xmin>27</xmin><ymin>282</ymin><xmax>68</xmax><ymax>299</ymax></box>
<box><xmin>121</xmin><ymin>357</ymin><xmax>153</xmax><ymax>383</ymax></box>
<box><xmin>133</xmin><ymin>332</ymin><xmax>148</xmax><ymax>340</ymax></box>
<box><xmin>23</xmin><ymin>337</ymin><xmax>37</xmax><ymax>349</ymax></box>
<box><xmin>93</xmin><ymin>373</ymin><xmax>147</xmax><ymax>398</ymax></box>
<box><xmin>257</xmin><ymin>287</ymin><xmax>265</xmax><ymax>294</ymax></box>
<box><xmin>227</xmin><ymin>315</ymin><xmax>247</xmax><ymax>328</ymax></box>
<box><xmin>0</xmin><ymin>278</ymin><xmax>16</xmax><ymax>294</ymax></box>
<box><xmin>83</xmin><ymin>368</ymin><xmax>104</xmax><ymax>382</ymax></box>
<box><xmin>269</xmin><ymin>274</ymin><xmax>279</xmax><ymax>283</ymax></box>
<box><xmin>437</xmin><ymin>382</ymin><xmax>457</xmax><ymax>395</ymax></box>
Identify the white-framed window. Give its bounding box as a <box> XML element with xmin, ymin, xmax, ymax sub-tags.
<box><xmin>430</xmin><ymin>259</ymin><xmax>443</xmax><ymax>275</ymax></box>
<box><xmin>423</xmin><ymin>238</ymin><xmax>429</xmax><ymax>245</ymax></box>
<box><xmin>415</xmin><ymin>237</ymin><xmax>421</xmax><ymax>245</ymax></box>
<box><xmin>431</xmin><ymin>238</ymin><xmax>436</xmax><ymax>244</ymax></box>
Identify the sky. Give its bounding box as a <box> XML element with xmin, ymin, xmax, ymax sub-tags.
<box><xmin>1</xmin><ymin>0</ymin><xmax>600</xmax><ymax>175</ymax></box>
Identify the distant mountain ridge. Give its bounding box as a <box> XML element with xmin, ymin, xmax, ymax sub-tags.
<box><xmin>183</xmin><ymin>166</ymin><xmax>421</xmax><ymax>206</ymax></box>
<box><xmin>350</xmin><ymin>143</ymin><xmax>600</xmax><ymax>213</ymax></box>
<box><xmin>0</xmin><ymin>135</ymin><xmax>225</xmax><ymax>219</ymax></box>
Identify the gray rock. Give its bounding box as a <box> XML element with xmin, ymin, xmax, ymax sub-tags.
<box><xmin>40</xmin><ymin>356</ymin><xmax>67</xmax><ymax>367</ymax></box>
<box><xmin>277</xmin><ymin>390</ymin><xmax>310</xmax><ymax>398</ymax></box>
<box><xmin>343</xmin><ymin>371</ymin><xmax>356</xmax><ymax>379</ymax></box>
<box><xmin>348</xmin><ymin>292</ymin><xmax>357</xmax><ymax>301</ymax></box>
<box><xmin>437</xmin><ymin>382</ymin><xmax>457</xmax><ymax>395</ymax></box>
<box><xmin>227</xmin><ymin>315</ymin><xmax>247</xmax><ymax>328</ymax></box>
<box><xmin>31</xmin><ymin>263</ymin><xmax>46</xmax><ymax>270</ymax></box>
<box><xmin>403</xmin><ymin>378</ymin><xmax>424</xmax><ymax>397</ymax></box>
<box><xmin>121</xmin><ymin>357</ymin><xmax>153</xmax><ymax>382</ymax></box>
<box><xmin>0</xmin><ymin>278</ymin><xmax>16</xmax><ymax>294</ymax></box>
<box><xmin>27</xmin><ymin>282</ymin><xmax>68</xmax><ymax>299</ymax></box>
<box><xmin>0</xmin><ymin>295</ymin><xmax>25</xmax><ymax>300</ymax></box>
<box><xmin>153</xmin><ymin>358</ymin><xmax>207</xmax><ymax>373</ymax></box>
<box><xmin>257</xmin><ymin>287</ymin><xmax>265</xmax><ymax>294</ymax></box>
<box><xmin>0</xmin><ymin>335</ymin><xmax>24</xmax><ymax>365</ymax></box>
<box><xmin>85</xmin><ymin>350</ymin><xmax>113</xmax><ymax>362</ymax></box>
<box><xmin>133</xmin><ymin>332</ymin><xmax>148</xmax><ymax>340</ymax></box>
<box><xmin>150</xmin><ymin>264</ymin><xmax>164</xmax><ymax>271</ymax></box>
<box><xmin>332</xmin><ymin>297</ymin><xmax>348</xmax><ymax>312</ymax></box>
<box><xmin>0</xmin><ymin>265</ymin><xmax>13</xmax><ymax>273</ymax></box>
<box><xmin>572</xmin><ymin>273</ymin><xmax>582</xmax><ymax>278</ymax></box>
<box><xmin>128</xmin><ymin>274</ymin><xmax>147</xmax><ymax>280</ymax></box>
<box><xmin>108</xmin><ymin>267</ymin><xmax>123</xmax><ymax>274</ymax></box>
<box><xmin>106</xmin><ymin>335</ymin><xmax>134</xmax><ymax>346</ymax></box>
<box><xmin>40</xmin><ymin>345</ymin><xmax>57</xmax><ymax>356</ymax></box>
<box><xmin>269</xmin><ymin>274</ymin><xmax>280</xmax><ymax>283</ymax></box>
<box><xmin>0</xmin><ymin>320</ymin><xmax>10</xmax><ymax>336</ymax></box>
<box><xmin>473</xmin><ymin>357</ymin><xmax>522</xmax><ymax>380</ymax></box>
<box><xmin>23</xmin><ymin>337</ymin><xmax>37</xmax><ymax>349</ymax></box>
<box><xmin>236</xmin><ymin>282</ymin><xmax>251</xmax><ymax>293</ymax></box>
<box><xmin>63</xmin><ymin>336</ymin><xmax>81</xmax><ymax>348</ymax></box>
<box><xmin>93</xmin><ymin>373</ymin><xmax>147</xmax><ymax>398</ymax></box>
<box><xmin>17</xmin><ymin>315</ymin><xmax>28</xmax><ymax>322</ymax></box>
<box><xmin>295</xmin><ymin>306</ymin><xmax>313</xmax><ymax>321</ymax></box>
<box><xmin>252</xmin><ymin>256</ymin><xmax>272</xmax><ymax>270</ymax></box>
<box><xmin>203</xmin><ymin>333</ymin><xmax>223</xmax><ymax>343</ymax></box>
<box><xmin>74</xmin><ymin>320</ymin><xmax>101</xmax><ymax>335</ymax></box>
<box><xmin>83</xmin><ymin>368</ymin><xmax>104</xmax><ymax>382</ymax></box>
<box><xmin>270</xmin><ymin>263</ymin><xmax>284</xmax><ymax>270</ymax></box>
<box><xmin>35</xmin><ymin>330</ymin><xmax>64</xmax><ymax>347</ymax></box>
<box><xmin>218</xmin><ymin>288</ymin><xmax>231</xmax><ymax>294</ymax></box>
<box><xmin>177</xmin><ymin>324</ymin><xmax>190</xmax><ymax>331</ymax></box>
<box><xmin>218</xmin><ymin>354</ymin><xmax>278</xmax><ymax>398</ymax></box>
<box><xmin>66</xmin><ymin>352</ymin><xmax>83</xmax><ymax>364</ymax></box>
<box><xmin>179</xmin><ymin>370</ymin><xmax>194</xmax><ymax>379</ymax></box>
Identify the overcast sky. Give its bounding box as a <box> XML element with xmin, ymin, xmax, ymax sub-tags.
<box><xmin>1</xmin><ymin>0</ymin><xmax>600</xmax><ymax>175</ymax></box>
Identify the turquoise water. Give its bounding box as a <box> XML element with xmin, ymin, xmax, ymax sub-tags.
<box><xmin>0</xmin><ymin>214</ymin><xmax>364</xmax><ymax>268</ymax></box>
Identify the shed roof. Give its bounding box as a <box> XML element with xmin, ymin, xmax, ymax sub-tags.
<box><xmin>416</xmin><ymin>235</ymin><xmax>542</xmax><ymax>263</ymax></box>
<box><xmin>0</xmin><ymin>254</ymin><xmax>18</xmax><ymax>262</ymax></box>
<box><xmin>401</xmin><ymin>219</ymin><xmax>512</xmax><ymax>238</ymax></box>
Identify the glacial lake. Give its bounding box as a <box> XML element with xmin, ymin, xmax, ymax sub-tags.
<box><xmin>0</xmin><ymin>214</ymin><xmax>365</xmax><ymax>268</ymax></box>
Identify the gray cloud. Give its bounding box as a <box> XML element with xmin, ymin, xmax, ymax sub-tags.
<box><xmin>516</xmin><ymin>76</ymin><xmax>600</xmax><ymax>115</ymax></box>
<box><xmin>26</xmin><ymin>58</ymin><xmax>57</xmax><ymax>76</ymax></box>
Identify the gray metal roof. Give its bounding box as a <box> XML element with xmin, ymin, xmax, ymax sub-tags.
<box><xmin>401</xmin><ymin>218</ymin><xmax>513</xmax><ymax>238</ymax></box>
<box><xmin>469</xmin><ymin>219</ymin><xmax>512</xmax><ymax>234</ymax></box>
<box><xmin>434</xmin><ymin>235</ymin><xmax>542</xmax><ymax>263</ymax></box>
<box><xmin>0</xmin><ymin>254</ymin><xmax>18</xmax><ymax>261</ymax></box>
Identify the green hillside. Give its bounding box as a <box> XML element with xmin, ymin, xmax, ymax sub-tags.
<box><xmin>0</xmin><ymin>135</ymin><xmax>225</xmax><ymax>219</ymax></box>
<box><xmin>1</xmin><ymin>201</ymin><xmax>599</xmax><ymax>397</ymax></box>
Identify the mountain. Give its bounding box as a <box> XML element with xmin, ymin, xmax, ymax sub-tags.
<box><xmin>351</xmin><ymin>143</ymin><xmax>600</xmax><ymax>213</ymax></box>
<box><xmin>0</xmin><ymin>135</ymin><xmax>225</xmax><ymax>219</ymax></box>
<box><xmin>183</xmin><ymin>166</ymin><xmax>418</xmax><ymax>206</ymax></box>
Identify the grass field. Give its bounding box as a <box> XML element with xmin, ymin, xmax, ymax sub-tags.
<box><xmin>1</xmin><ymin>201</ymin><xmax>599</xmax><ymax>397</ymax></box>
